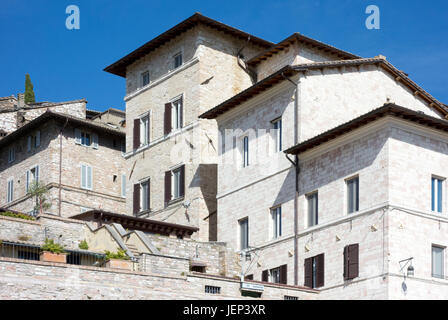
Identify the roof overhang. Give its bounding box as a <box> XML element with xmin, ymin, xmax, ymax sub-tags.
<box><xmin>104</xmin><ymin>13</ymin><xmax>273</xmax><ymax>78</ymax></box>
<box><xmin>200</xmin><ymin>58</ymin><xmax>448</xmax><ymax>120</ymax></box>
<box><xmin>71</xmin><ymin>210</ymin><xmax>199</xmax><ymax>237</ymax></box>
<box><xmin>247</xmin><ymin>32</ymin><xmax>360</xmax><ymax>67</ymax></box>
<box><xmin>284</xmin><ymin>104</ymin><xmax>448</xmax><ymax>155</ymax></box>
<box><xmin>0</xmin><ymin>111</ymin><xmax>125</xmax><ymax>149</ymax></box>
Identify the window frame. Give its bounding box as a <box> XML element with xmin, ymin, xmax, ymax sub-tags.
<box><xmin>432</xmin><ymin>245</ymin><xmax>445</xmax><ymax>279</ymax></box>
<box><xmin>80</xmin><ymin>164</ymin><xmax>93</xmax><ymax>190</ymax></box>
<box><xmin>346</xmin><ymin>176</ymin><xmax>359</xmax><ymax>214</ymax></box>
<box><xmin>141</xmin><ymin>70</ymin><xmax>150</xmax><ymax>87</ymax></box>
<box><xmin>26</xmin><ymin>165</ymin><xmax>40</xmax><ymax>193</ymax></box>
<box><xmin>139</xmin><ymin>113</ymin><xmax>150</xmax><ymax>147</ymax></box>
<box><xmin>140</xmin><ymin>179</ymin><xmax>150</xmax><ymax>212</ymax></box>
<box><xmin>7</xmin><ymin>178</ymin><xmax>14</xmax><ymax>203</ymax></box>
<box><xmin>242</xmin><ymin>136</ymin><xmax>249</xmax><ymax>168</ymax></box>
<box><xmin>271</xmin><ymin>206</ymin><xmax>282</xmax><ymax>239</ymax></box>
<box><xmin>121</xmin><ymin>174</ymin><xmax>127</xmax><ymax>198</ymax></box>
<box><xmin>431</xmin><ymin>176</ymin><xmax>444</xmax><ymax>213</ymax></box>
<box><xmin>8</xmin><ymin>147</ymin><xmax>15</xmax><ymax>163</ymax></box>
<box><xmin>171</xmin><ymin>97</ymin><xmax>183</xmax><ymax>131</ymax></box>
<box><xmin>307</xmin><ymin>192</ymin><xmax>318</xmax><ymax>227</ymax></box>
<box><xmin>173</xmin><ymin>52</ymin><xmax>183</xmax><ymax>69</ymax></box>
<box><xmin>239</xmin><ymin>217</ymin><xmax>249</xmax><ymax>250</ymax></box>
<box><xmin>271</xmin><ymin>117</ymin><xmax>282</xmax><ymax>153</ymax></box>
<box><xmin>171</xmin><ymin>167</ymin><xmax>182</xmax><ymax>200</ymax></box>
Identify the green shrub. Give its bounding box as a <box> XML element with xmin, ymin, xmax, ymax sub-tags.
<box><xmin>0</xmin><ymin>211</ymin><xmax>35</xmax><ymax>221</ymax></box>
<box><xmin>78</xmin><ymin>240</ymin><xmax>89</xmax><ymax>250</ymax></box>
<box><xmin>104</xmin><ymin>249</ymin><xmax>129</xmax><ymax>261</ymax></box>
<box><xmin>42</xmin><ymin>238</ymin><xmax>65</xmax><ymax>254</ymax></box>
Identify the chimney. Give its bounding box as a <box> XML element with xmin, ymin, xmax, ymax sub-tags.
<box><xmin>17</xmin><ymin>93</ymin><xmax>25</xmax><ymax>108</ymax></box>
<box><xmin>375</xmin><ymin>55</ymin><xmax>387</xmax><ymax>60</ymax></box>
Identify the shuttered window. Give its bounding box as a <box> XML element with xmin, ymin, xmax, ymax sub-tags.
<box><xmin>140</xmin><ymin>180</ymin><xmax>150</xmax><ymax>212</ymax></box>
<box><xmin>75</xmin><ymin>129</ymin><xmax>97</xmax><ymax>149</ymax></box>
<box><xmin>141</xmin><ymin>71</ymin><xmax>150</xmax><ymax>87</ymax></box>
<box><xmin>140</xmin><ymin>114</ymin><xmax>150</xmax><ymax>146</ymax></box>
<box><xmin>272</xmin><ymin>118</ymin><xmax>282</xmax><ymax>152</ymax></box>
<box><xmin>243</xmin><ymin>136</ymin><xmax>249</xmax><ymax>167</ymax></box>
<box><xmin>432</xmin><ymin>176</ymin><xmax>444</xmax><ymax>213</ymax></box>
<box><xmin>262</xmin><ymin>270</ymin><xmax>268</xmax><ymax>282</ymax></box>
<box><xmin>347</xmin><ymin>177</ymin><xmax>359</xmax><ymax>214</ymax></box>
<box><xmin>81</xmin><ymin>164</ymin><xmax>92</xmax><ymax>190</ymax></box>
<box><xmin>271</xmin><ymin>206</ymin><xmax>282</xmax><ymax>239</ymax></box>
<box><xmin>7</xmin><ymin>179</ymin><xmax>14</xmax><ymax>203</ymax></box>
<box><xmin>174</xmin><ymin>52</ymin><xmax>183</xmax><ymax>69</ymax></box>
<box><xmin>165</xmin><ymin>165</ymin><xmax>185</xmax><ymax>205</ymax></box>
<box><xmin>133</xmin><ymin>119</ymin><xmax>140</xmax><ymax>150</ymax></box>
<box><xmin>172</xmin><ymin>98</ymin><xmax>183</xmax><ymax>130</ymax></box>
<box><xmin>343</xmin><ymin>244</ymin><xmax>359</xmax><ymax>280</ymax></box>
<box><xmin>26</xmin><ymin>166</ymin><xmax>39</xmax><ymax>192</ymax></box>
<box><xmin>304</xmin><ymin>253</ymin><xmax>324</xmax><ymax>288</ymax></box>
<box><xmin>133</xmin><ymin>183</ymin><xmax>140</xmax><ymax>215</ymax></box>
<box><xmin>8</xmin><ymin>147</ymin><xmax>15</xmax><ymax>163</ymax></box>
<box><xmin>164</xmin><ymin>103</ymin><xmax>172</xmax><ymax>135</ymax></box>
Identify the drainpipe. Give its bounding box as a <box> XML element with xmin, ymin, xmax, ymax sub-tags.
<box><xmin>282</xmin><ymin>71</ymin><xmax>301</xmax><ymax>286</ymax></box>
<box><xmin>58</xmin><ymin>118</ymin><xmax>69</xmax><ymax>216</ymax></box>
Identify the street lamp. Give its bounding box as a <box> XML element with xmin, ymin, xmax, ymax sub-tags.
<box><xmin>399</xmin><ymin>257</ymin><xmax>414</xmax><ymax>278</ymax></box>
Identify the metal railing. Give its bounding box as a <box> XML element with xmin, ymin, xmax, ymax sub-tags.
<box><xmin>0</xmin><ymin>241</ymin><xmax>106</xmax><ymax>267</ymax></box>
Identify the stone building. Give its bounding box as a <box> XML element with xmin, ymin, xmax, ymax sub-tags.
<box><xmin>104</xmin><ymin>13</ymin><xmax>274</xmax><ymax>241</ymax></box>
<box><xmin>199</xmin><ymin>27</ymin><xmax>448</xmax><ymax>299</ymax></box>
<box><xmin>0</xmin><ymin>110</ymin><xmax>126</xmax><ymax>217</ymax></box>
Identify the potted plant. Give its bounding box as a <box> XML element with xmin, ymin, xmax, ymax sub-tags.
<box><xmin>40</xmin><ymin>238</ymin><xmax>67</xmax><ymax>263</ymax></box>
<box><xmin>104</xmin><ymin>249</ymin><xmax>133</xmax><ymax>270</ymax></box>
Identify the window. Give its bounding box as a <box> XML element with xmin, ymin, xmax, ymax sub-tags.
<box><xmin>432</xmin><ymin>245</ymin><xmax>445</xmax><ymax>279</ymax></box>
<box><xmin>140</xmin><ymin>180</ymin><xmax>150</xmax><ymax>211</ymax></box>
<box><xmin>7</xmin><ymin>179</ymin><xmax>13</xmax><ymax>203</ymax></box>
<box><xmin>307</xmin><ymin>192</ymin><xmax>318</xmax><ymax>227</ymax></box>
<box><xmin>239</xmin><ymin>218</ymin><xmax>249</xmax><ymax>250</ymax></box>
<box><xmin>172</xmin><ymin>167</ymin><xmax>182</xmax><ymax>200</ymax></box>
<box><xmin>243</xmin><ymin>136</ymin><xmax>249</xmax><ymax>167</ymax></box>
<box><xmin>140</xmin><ymin>114</ymin><xmax>150</xmax><ymax>146</ymax></box>
<box><xmin>205</xmin><ymin>285</ymin><xmax>221</xmax><ymax>294</ymax></box>
<box><xmin>347</xmin><ymin>177</ymin><xmax>359</xmax><ymax>214</ymax></box>
<box><xmin>8</xmin><ymin>147</ymin><xmax>15</xmax><ymax>163</ymax></box>
<box><xmin>272</xmin><ymin>118</ymin><xmax>282</xmax><ymax>152</ymax></box>
<box><xmin>121</xmin><ymin>174</ymin><xmax>126</xmax><ymax>198</ymax></box>
<box><xmin>304</xmin><ymin>254</ymin><xmax>324</xmax><ymax>289</ymax></box>
<box><xmin>432</xmin><ymin>177</ymin><xmax>444</xmax><ymax>213</ymax></box>
<box><xmin>174</xmin><ymin>52</ymin><xmax>183</xmax><ymax>69</ymax></box>
<box><xmin>270</xmin><ymin>267</ymin><xmax>281</xmax><ymax>284</ymax></box>
<box><xmin>164</xmin><ymin>165</ymin><xmax>185</xmax><ymax>205</ymax></box>
<box><xmin>75</xmin><ymin>129</ymin><xmax>98</xmax><ymax>149</ymax></box>
<box><xmin>271</xmin><ymin>206</ymin><xmax>282</xmax><ymax>239</ymax></box>
<box><xmin>343</xmin><ymin>244</ymin><xmax>359</xmax><ymax>280</ymax></box>
<box><xmin>172</xmin><ymin>98</ymin><xmax>183</xmax><ymax>130</ymax></box>
<box><xmin>262</xmin><ymin>265</ymin><xmax>287</xmax><ymax>284</ymax></box>
<box><xmin>141</xmin><ymin>71</ymin><xmax>150</xmax><ymax>87</ymax></box>
<box><xmin>81</xmin><ymin>164</ymin><xmax>92</xmax><ymax>190</ymax></box>
<box><xmin>26</xmin><ymin>166</ymin><xmax>39</xmax><ymax>192</ymax></box>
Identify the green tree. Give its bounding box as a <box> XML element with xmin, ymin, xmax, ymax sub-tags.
<box><xmin>24</xmin><ymin>73</ymin><xmax>35</xmax><ymax>104</ymax></box>
<box><xmin>28</xmin><ymin>180</ymin><xmax>51</xmax><ymax>215</ymax></box>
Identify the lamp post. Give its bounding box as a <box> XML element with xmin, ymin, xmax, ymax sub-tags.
<box><xmin>399</xmin><ymin>257</ymin><xmax>415</xmax><ymax>278</ymax></box>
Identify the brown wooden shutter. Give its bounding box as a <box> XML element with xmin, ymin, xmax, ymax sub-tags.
<box><xmin>164</xmin><ymin>171</ymin><xmax>171</xmax><ymax>205</ymax></box>
<box><xmin>304</xmin><ymin>258</ymin><xmax>313</xmax><ymax>288</ymax></box>
<box><xmin>244</xmin><ymin>274</ymin><xmax>253</xmax><ymax>281</ymax></box>
<box><xmin>179</xmin><ymin>164</ymin><xmax>185</xmax><ymax>197</ymax></box>
<box><xmin>262</xmin><ymin>270</ymin><xmax>269</xmax><ymax>282</ymax></box>
<box><xmin>316</xmin><ymin>253</ymin><xmax>325</xmax><ymax>288</ymax></box>
<box><xmin>133</xmin><ymin>184</ymin><xmax>140</xmax><ymax>215</ymax></box>
<box><xmin>164</xmin><ymin>103</ymin><xmax>172</xmax><ymax>135</ymax></box>
<box><xmin>343</xmin><ymin>246</ymin><xmax>349</xmax><ymax>280</ymax></box>
<box><xmin>279</xmin><ymin>264</ymin><xmax>287</xmax><ymax>284</ymax></box>
<box><xmin>348</xmin><ymin>244</ymin><xmax>359</xmax><ymax>279</ymax></box>
<box><xmin>133</xmin><ymin>119</ymin><xmax>140</xmax><ymax>150</ymax></box>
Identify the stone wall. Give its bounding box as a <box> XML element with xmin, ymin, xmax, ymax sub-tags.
<box><xmin>0</xmin><ymin>258</ymin><xmax>317</xmax><ymax>300</ymax></box>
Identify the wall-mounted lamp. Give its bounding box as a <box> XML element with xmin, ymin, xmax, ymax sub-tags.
<box><xmin>399</xmin><ymin>257</ymin><xmax>414</xmax><ymax>278</ymax></box>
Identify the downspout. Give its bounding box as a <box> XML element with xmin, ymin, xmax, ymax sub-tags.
<box><xmin>282</xmin><ymin>71</ymin><xmax>301</xmax><ymax>286</ymax></box>
<box><xmin>58</xmin><ymin>118</ymin><xmax>69</xmax><ymax>216</ymax></box>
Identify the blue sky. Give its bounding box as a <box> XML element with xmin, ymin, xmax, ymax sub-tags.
<box><xmin>1</xmin><ymin>0</ymin><xmax>446</xmax><ymax>112</ymax></box>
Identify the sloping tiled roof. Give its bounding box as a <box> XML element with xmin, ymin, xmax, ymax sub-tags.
<box><xmin>199</xmin><ymin>58</ymin><xmax>448</xmax><ymax>119</ymax></box>
<box><xmin>0</xmin><ymin>110</ymin><xmax>125</xmax><ymax>149</ymax></box>
<box><xmin>104</xmin><ymin>12</ymin><xmax>273</xmax><ymax>77</ymax></box>
<box><xmin>247</xmin><ymin>32</ymin><xmax>360</xmax><ymax>67</ymax></box>
<box><xmin>71</xmin><ymin>210</ymin><xmax>199</xmax><ymax>237</ymax></box>
<box><xmin>284</xmin><ymin>103</ymin><xmax>448</xmax><ymax>155</ymax></box>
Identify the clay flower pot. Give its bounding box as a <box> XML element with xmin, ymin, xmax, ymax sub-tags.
<box><xmin>105</xmin><ymin>258</ymin><xmax>133</xmax><ymax>270</ymax></box>
<box><xmin>40</xmin><ymin>251</ymin><xmax>67</xmax><ymax>263</ymax></box>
